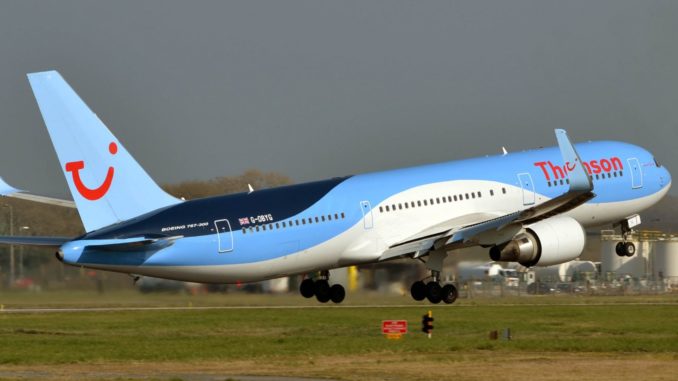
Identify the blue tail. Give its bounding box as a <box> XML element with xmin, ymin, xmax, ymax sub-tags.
<box><xmin>28</xmin><ymin>70</ymin><xmax>181</xmax><ymax>232</ymax></box>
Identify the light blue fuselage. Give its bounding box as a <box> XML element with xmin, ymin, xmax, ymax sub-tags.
<box><xmin>59</xmin><ymin>141</ymin><xmax>671</xmax><ymax>283</ymax></box>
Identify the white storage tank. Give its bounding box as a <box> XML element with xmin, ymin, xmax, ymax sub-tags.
<box><xmin>532</xmin><ymin>260</ymin><xmax>598</xmax><ymax>282</ymax></box>
<box><xmin>532</xmin><ymin>262</ymin><xmax>571</xmax><ymax>282</ymax></box>
<box><xmin>652</xmin><ymin>240</ymin><xmax>678</xmax><ymax>282</ymax></box>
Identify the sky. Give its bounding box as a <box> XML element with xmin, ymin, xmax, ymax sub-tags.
<box><xmin>0</xmin><ymin>1</ymin><xmax>677</xmax><ymax>198</ymax></box>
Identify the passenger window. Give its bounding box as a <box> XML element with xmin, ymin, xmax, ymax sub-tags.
<box><xmin>242</xmin><ymin>228</ymin><xmax>246</xmax><ymax>234</ymax></box>
<box><xmin>502</xmin><ymin>188</ymin><xmax>506</xmax><ymax>194</ymax></box>
<box><xmin>262</xmin><ymin>225</ymin><xmax>267</xmax><ymax>231</ymax></box>
<box><xmin>490</xmin><ymin>190</ymin><xmax>494</xmax><ymax>196</ymax></box>
<box><xmin>379</xmin><ymin>206</ymin><xmax>383</xmax><ymax>213</ymax></box>
<box><xmin>471</xmin><ymin>193</ymin><xmax>475</xmax><ymax>199</ymax></box>
<box><xmin>411</xmin><ymin>201</ymin><xmax>415</xmax><ymax>208</ymax></box>
<box><xmin>405</xmin><ymin>203</ymin><xmax>409</xmax><ymax>209</ymax></box>
<box><xmin>276</xmin><ymin>223</ymin><xmax>280</xmax><ymax>229</ymax></box>
<box><xmin>448</xmin><ymin>196</ymin><xmax>452</xmax><ymax>202</ymax></box>
<box><xmin>341</xmin><ymin>212</ymin><xmax>345</xmax><ymax>219</ymax></box>
<box><xmin>453</xmin><ymin>195</ymin><xmax>458</xmax><ymax>201</ymax></box>
<box><xmin>302</xmin><ymin>219</ymin><xmax>306</xmax><ymax>225</ymax></box>
<box><xmin>607</xmin><ymin>173</ymin><xmax>612</xmax><ymax>178</ymax></box>
<box><xmin>465</xmin><ymin>193</ymin><xmax>469</xmax><ymax>200</ymax></box>
<box><xmin>417</xmin><ymin>201</ymin><xmax>422</xmax><ymax>207</ymax></box>
<box><xmin>398</xmin><ymin>203</ymin><xmax>402</xmax><ymax>210</ymax></box>
<box><xmin>385</xmin><ymin>205</ymin><xmax>390</xmax><ymax>212</ymax></box>
<box><xmin>315</xmin><ymin>217</ymin><xmax>319</xmax><ymax>223</ymax></box>
<box><xmin>423</xmin><ymin>200</ymin><xmax>428</xmax><ymax>206</ymax></box>
<box><xmin>430</xmin><ymin>198</ymin><xmax>434</xmax><ymax>204</ymax></box>
<box><xmin>334</xmin><ymin>213</ymin><xmax>339</xmax><ymax>220</ymax></box>
<box><xmin>282</xmin><ymin>222</ymin><xmax>287</xmax><ymax>228</ymax></box>
<box><xmin>477</xmin><ymin>192</ymin><xmax>481</xmax><ymax>198</ymax></box>
<box><xmin>321</xmin><ymin>215</ymin><xmax>326</xmax><ymax>222</ymax></box>
<box><xmin>328</xmin><ymin>214</ymin><xmax>332</xmax><ymax>220</ymax></box>
<box><xmin>256</xmin><ymin>226</ymin><xmax>260</xmax><ymax>232</ymax></box>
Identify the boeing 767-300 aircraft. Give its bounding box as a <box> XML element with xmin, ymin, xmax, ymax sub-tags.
<box><xmin>0</xmin><ymin>71</ymin><xmax>671</xmax><ymax>304</ymax></box>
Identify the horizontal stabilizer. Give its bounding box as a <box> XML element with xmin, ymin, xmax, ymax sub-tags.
<box><xmin>0</xmin><ymin>236</ymin><xmax>72</xmax><ymax>247</ymax></box>
<box><xmin>84</xmin><ymin>236</ymin><xmax>182</xmax><ymax>252</ymax></box>
<box><xmin>0</xmin><ymin>176</ymin><xmax>76</xmax><ymax>208</ymax></box>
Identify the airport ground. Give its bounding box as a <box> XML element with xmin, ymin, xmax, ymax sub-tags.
<box><xmin>0</xmin><ymin>291</ymin><xmax>676</xmax><ymax>381</ymax></box>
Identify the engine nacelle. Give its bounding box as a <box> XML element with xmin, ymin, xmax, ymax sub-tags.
<box><xmin>489</xmin><ymin>216</ymin><xmax>586</xmax><ymax>267</ymax></box>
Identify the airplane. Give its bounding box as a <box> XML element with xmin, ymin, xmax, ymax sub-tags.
<box><xmin>0</xmin><ymin>70</ymin><xmax>671</xmax><ymax>304</ymax></box>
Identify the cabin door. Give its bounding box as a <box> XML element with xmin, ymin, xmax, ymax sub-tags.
<box><xmin>627</xmin><ymin>158</ymin><xmax>643</xmax><ymax>189</ymax></box>
<box><xmin>360</xmin><ymin>201</ymin><xmax>374</xmax><ymax>229</ymax></box>
<box><xmin>517</xmin><ymin>173</ymin><xmax>536</xmax><ymax>205</ymax></box>
<box><xmin>214</xmin><ymin>219</ymin><xmax>234</xmax><ymax>253</ymax></box>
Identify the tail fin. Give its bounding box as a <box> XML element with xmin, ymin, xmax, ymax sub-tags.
<box><xmin>27</xmin><ymin>70</ymin><xmax>181</xmax><ymax>232</ymax></box>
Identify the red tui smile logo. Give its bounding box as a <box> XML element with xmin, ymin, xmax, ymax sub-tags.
<box><xmin>65</xmin><ymin>142</ymin><xmax>117</xmax><ymax>201</ymax></box>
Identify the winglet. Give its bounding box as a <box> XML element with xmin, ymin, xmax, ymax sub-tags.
<box><xmin>0</xmin><ymin>177</ymin><xmax>22</xmax><ymax>197</ymax></box>
<box><xmin>555</xmin><ymin>129</ymin><xmax>592</xmax><ymax>192</ymax></box>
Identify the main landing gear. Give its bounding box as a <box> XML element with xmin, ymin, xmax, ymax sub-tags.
<box><xmin>410</xmin><ymin>276</ymin><xmax>458</xmax><ymax>304</ymax></box>
<box><xmin>299</xmin><ymin>270</ymin><xmax>345</xmax><ymax>304</ymax></box>
<box><xmin>409</xmin><ymin>250</ymin><xmax>458</xmax><ymax>304</ymax></box>
<box><xmin>615</xmin><ymin>215</ymin><xmax>639</xmax><ymax>257</ymax></box>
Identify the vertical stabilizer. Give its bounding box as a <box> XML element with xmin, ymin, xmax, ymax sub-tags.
<box><xmin>28</xmin><ymin>70</ymin><xmax>181</xmax><ymax>232</ymax></box>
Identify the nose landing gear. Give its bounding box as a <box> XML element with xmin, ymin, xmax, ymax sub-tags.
<box><xmin>299</xmin><ymin>271</ymin><xmax>345</xmax><ymax>304</ymax></box>
<box><xmin>615</xmin><ymin>215</ymin><xmax>639</xmax><ymax>257</ymax></box>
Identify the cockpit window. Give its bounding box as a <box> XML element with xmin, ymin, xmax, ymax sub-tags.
<box><xmin>654</xmin><ymin>157</ymin><xmax>661</xmax><ymax>167</ymax></box>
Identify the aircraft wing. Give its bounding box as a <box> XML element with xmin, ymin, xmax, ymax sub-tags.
<box><xmin>0</xmin><ymin>177</ymin><xmax>76</xmax><ymax>208</ymax></box>
<box><xmin>380</xmin><ymin>129</ymin><xmax>595</xmax><ymax>261</ymax></box>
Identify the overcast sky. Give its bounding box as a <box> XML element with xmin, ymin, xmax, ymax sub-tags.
<box><xmin>1</xmin><ymin>1</ymin><xmax>677</xmax><ymax>198</ymax></box>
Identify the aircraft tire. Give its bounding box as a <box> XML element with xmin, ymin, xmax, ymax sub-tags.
<box><xmin>330</xmin><ymin>284</ymin><xmax>345</xmax><ymax>304</ymax></box>
<box><xmin>426</xmin><ymin>282</ymin><xmax>442</xmax><ymax>304</ymax></box>
<box><xmin>624</xmin><ymin>242</ymin><xmax>636</xmax><ymax>257</ymax></box>
<box><xmin>410</xmin><ymin>281</ymin><xmax>427</xmax><ymax>301</ymax></box>
<box><xmin>615</xmin><ymin>242</ymin><xmax>625</xmax><ymax>257</ymax></box>
<box><xmin>300</xmin><ymin>278</ymin><xmax>315</xmax><ymax>298</ymax></box>
<box><xmin>442</xmin><ymin>284</ymin><xmax>458</xmax><ymax>304</ymax></box>
<box><xmin>315</xmin><ymin>280</ymin><xmax>331</xmax><ymax>303</ymax></box>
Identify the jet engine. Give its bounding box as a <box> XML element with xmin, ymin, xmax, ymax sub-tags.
<box><xmin>489</xmin><ymin>216</ymin><xmax>585</xmax><ymax>267</ymax></box>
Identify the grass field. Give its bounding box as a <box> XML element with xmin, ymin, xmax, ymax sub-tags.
<box><xmin>0</xmin><ymin>291</ymin><xmax>677</xmax><ymax>380</ymax></box>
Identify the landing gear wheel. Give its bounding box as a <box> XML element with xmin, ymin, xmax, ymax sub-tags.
<box><xmin>615</xmin><ymin>242</ymin><xmax>625</xmax><ymax>257</ymax></box>
<box><xmin>410</xmin><ymin>281</ymin><xmax>427</xmax><ymax>301</ymax></box>
<box><xmin>300</xmin><ymin>278</ymin><xmax>315</xmax><ymax>298</ymax></box>
<box><xmin>315</xmin><ymin>280</ymin><xmax>331</xmax><ymax>303</ymax></box>
<box><xmin>426</xmin><ymin>282</ymin><xmax>442</xmax><ymax>304</ymax></box>
<box><xmin>441</xmin><ymin>284</ymin><xmax>458</xmax><ymax>304</ymax></box>
<box><xmin>330</xmin><ymin>284</ymin><xmax>345</xmax><ymax>304</ymax></box>
<box><xmin>624</xmin><ymin>242</ymin><xmax>636</xmax><ymax>257</ymax></box>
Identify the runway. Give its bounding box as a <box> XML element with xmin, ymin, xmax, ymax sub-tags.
<box><xmin>2</xmin><ymin>301</ymin><xmax>676</xmax><ymax>313</ymax></box>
